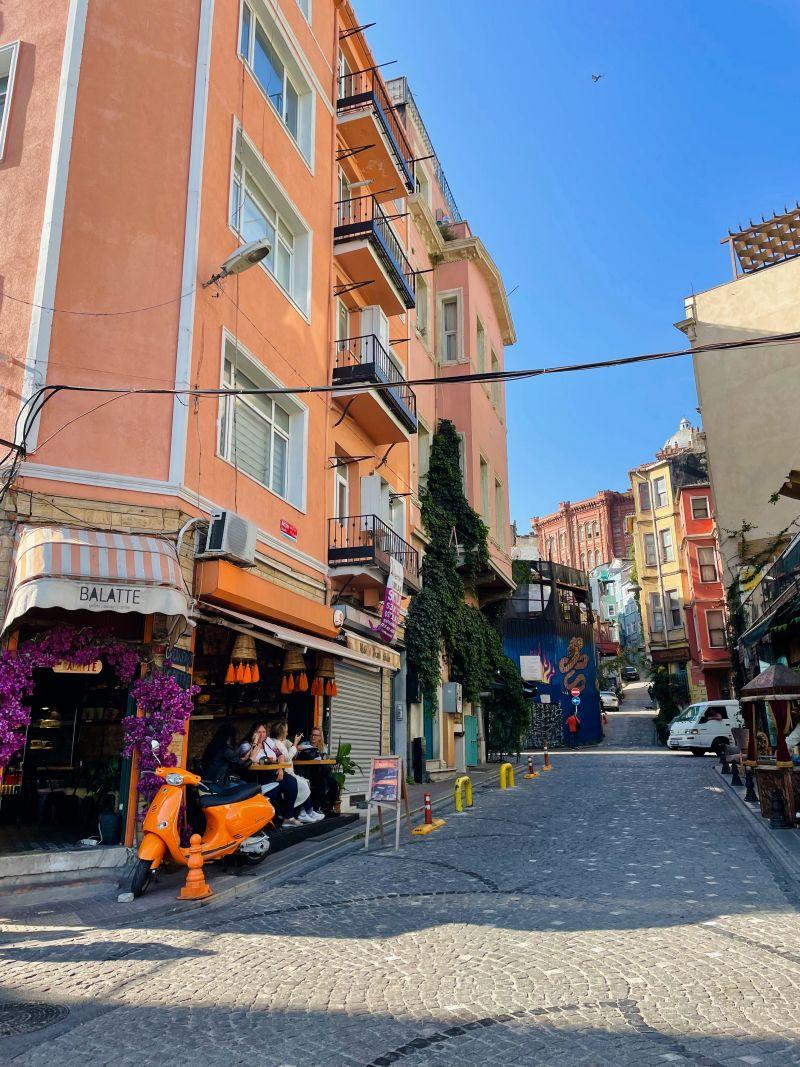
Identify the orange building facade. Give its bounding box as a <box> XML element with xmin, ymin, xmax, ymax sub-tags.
<box><xmin>0</xmin><ymin>0</ymin><xmax>515</xmax><ymax>849</ymax></box>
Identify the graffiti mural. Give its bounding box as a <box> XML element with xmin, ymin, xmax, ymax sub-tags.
<box><xmin>558</xmin><ymin>637</ymin><xmax>590</xmax><ymax>692</ymax></box>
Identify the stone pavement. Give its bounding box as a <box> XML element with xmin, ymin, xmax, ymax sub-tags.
<box><xmin>2</xmin><ymin>728</ymin><xmax>800</xmax><ymax>1065</ymax></box>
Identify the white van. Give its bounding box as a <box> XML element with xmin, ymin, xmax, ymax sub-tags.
<box><xmin>667</xmin><ymin>700</ymin><xmax>743</xmax><ymax>756</ymax></box>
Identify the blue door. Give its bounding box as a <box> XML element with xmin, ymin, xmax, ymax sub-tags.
<box><xmin>464</xmin><ymin>714</ymin><xmax>479</xmax><ymax>766</ymax></box>
<box><xmin>423</xmin><ymin>694</ymin><xmax>439</xmax><ymax>760</ymax></box>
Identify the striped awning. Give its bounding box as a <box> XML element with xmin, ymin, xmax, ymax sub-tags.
<box><xmin>2</xmin><ymin>526</ymin><xmax>190</xmax><ymax>633</ymax></box>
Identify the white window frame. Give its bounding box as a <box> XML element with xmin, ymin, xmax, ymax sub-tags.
<box><xmin>334</xmin><ymin>468</ymin><xmax>349</xmax><ymax>521</ymax></box>
<box><xmin>238</xmin><ymin>1</ymin><xmax>315</xmax><ymax>166</ymax></box>
<box><xmin>490</xmin><ymin>349</ymin><xmax>501</xmax><ymax>409</ymax></box>
<box><xmin>416</xmin><ymin>274</ymin><xmax>429</xmax><ymax>339</ymax></box>
<box><xmin>659</xmin><ymin>527</ymin><xmax>674</xmax><ymax>563</ymax></box>
<box><xmin>479</xmin><ymin>455</ymin><xmax>491</xmax><ymax>521</ymax></box>
<box><xmin>296</xmin><ymin>0</ymin><xmax>311</xmax><ymax>22</ymax></box>
<box><xmin>0</xmin><ymin>41</ymin><xmax>20</xmax><ymax>162</ymax></box>
<box><xmin>229</xmin><ymin>125</ymin><xmax>312</xmax><ymax>317</ymax></box>
<box><xmin>653</xmin><ymin>476</ymin><xmax>668</xmax><ymax>509</ymax></box>
<box><xmin>390</xmin><ymin>492</ymin><xmax>407</xmax><ymax>541</ymax></box>
<box><xmin>437</xmin><ymin>289</ymin><xmax>463</xmax><ymax>364</ymax></box>
<box><xmin>691</xmin><ymin>495</ymin><xmax>710</xmax><ymax>520</ymax></box>
<box><xmin>475</xmin><ymin>316</ymin><xmax>486</xmax><ymax>375</ymax></box>
<box><xmin>216</xmin><ymin>331</ymin><xmax>308</xmax><ymax>510</ymax></box>
<box><xmin>706</xmin><ymin>609</ymin><xmax>727</xmax><ymax>648</ymax></box>
<box><xmin>417</xmin><ymin>419</ymin><xmax>432</xmax><ymax>490</ymax></box>
<box><xmin>643</xmin><ymin>532</ymin><xmax>656</xmax><ymax>567</ymax></box>
<box><xmin>697</xmin><ymin>546</ymin><xmax>718</xmax><ymax>584</ymax></box>
<box><xmin>667</xmin><ymin>590</ymin><xmax>682</xmax><ymax>629</ymax></box>
<box><xmin>649</xmin><ymin>592</ymin><xmax>664</xmax><ymax>632</ymax></box>
<box><xmin>494</xmin><ymin>477</ymin><xmax>505</xmax><ymax>547</ymax></box>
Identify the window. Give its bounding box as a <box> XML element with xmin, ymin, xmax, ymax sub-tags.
<box><xmin>659</xmin><ymin>527</ymin><xmax>674</xmax><ymax>563</ymax></box>
<box><xmin>334</xmin><ymin>469</ymin><xmax>349</xmax><ymax>520</ymax></box>
<box><xmin>491</xmin><ymin>351</ymin><xmax>501</xmax><ymax>408</ymax></box>
<box><xmin>218</xmin><ymin>337</ymin><xmax>306</xmax><ymax>506</ymax></box>
<box><xmin>697</xmin><ymin>547</ymin><xmax>718</xmax><ymax>583</ymax></box>
<box><xmin>649</xmin><ymin>592</ymin><xmax>664</xmax><ymax>632</ymax></box>
<box><xmin>0</xmin><ymin>42</ymin><xmax>19</xmax><ymax>161</ymax></box>
<box><xmin>390</xmin><ymin>493</ymin><xmax>406</xmax><ymax>540</ymax></box>
<box><xmin>653</xmin><ymin>476</ymin><xmax>668</xmax><ymax>509</ymax></box>
<box><xmin>594</xmin><ymin>550</ymin><xmax>601</xmax><ymax>567</ymax></box>
<box><xmin>494</xmin><ymin>479</ymin><xmax>505</xmax><ymax>547</ymax></box>
<box><xmin>638</xmin><ymin>482</ymin><xmax>651</xmax><ymax>512</ymax></box>
<box><xmin>707</xmin><ymin>610</ymin><xmax>727</xmax><ymax>648</ymax></box>
<box><xmin>476</xmin><ymin>318</ymin><xmax>486</xmax><ymax>374</ymax></box>
<box><xmin>230</xmin><ymin>131</ymin><xmax>311</xmax><ymax>314</ymax></box>
<box><xmin>667</xmin><ymin>590</ymin><xmax>681</xmax><ymax>629</ymax></box>
<box><xmin>337</xmin><ymin>48</ymin><xmax>352</xmax><ymax>98</ymax></box>
<box><xmin>593</xmin><ymin>522</ymin><xmax>599</xmax><ymax>539</ymax></box>
<box><xmin>297</xmin><ymin>0</ymin><xmax>311</xmax><ymax>20</ymax></box>
<box><xmin>578</xmin><ymin>525</ymin><xmax>584</xmax><ymax>542</ymax></box>
<box><xmin>691</xmin><ymin>496</ymin><xmax>710</xmax><ymax>520</ymax></box>
<box><xmin>441</xmin><ymin>296</ymin><xmax>460</xmax><ymax>362</ymax></box>
<box><xmin>480</xmin><ymin>457</ymin><xmax>490</xmax><ymax>520</ymax></box>
<box><xmin>336</xmin><ymin>300</ymin><xmax>349</xmax><ymax>343</ymax></box>
<box><xmin>607</xmin><ymin>603</ymin><xmax>615</xmax><ymax>617</ymax></box>
<box><xmin>580</xmin><ymin>552</ymin><xmax>587</xmax><ymax>570</ymax></box>
<box><xmin>559</xmin><ymin>530</ymin><xmax>566</xmax><ymax>562</ymax></box>
<box><xmin>417</xmin><ymin>422</ymin><xmax>432</xmax><ymax>490</ymax></box>
<box><xmin>644</xmin><ymin>533</ymin><xmax>656</xmax><ymax>566</ymax></box>
<box><xmin>456</xmin><ymin>432</ymin><xmax>467</xmax><ymax>493</ymax></box>
<box><xmin>239</xmin><ymin>3</ymin><xmax>313</xmax><ymax>161</ymax></box>
<box><xmin>416</xmin><ymin>165</ymin><xmax>432</xmax><ymax>207</ymax></box>
<box><xmin>416</xmin><ymin>275</ymin><xmax>429</xmax><ymax>338</ymax></box>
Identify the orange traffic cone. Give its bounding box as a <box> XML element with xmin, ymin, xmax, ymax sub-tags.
<box><xmin>179</xmin><ymin>833</ymin><xmax>213</xmax><ymax>900</ymax></box>
<box><xmin>524</xmin><ymin>754</ymin><xmax>539</xmax><ymax>779</ymax></box>
<box><xmin>542</xmin><ymin>742</ymin><xmax>552</xmax><ymax>771</ymax></box>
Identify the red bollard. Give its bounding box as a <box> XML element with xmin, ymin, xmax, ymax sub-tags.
<box><xmin>543</xmin><ymin>742</ymin><xmax>553</xmax><ymax>771</ymax></box>
<box><xmin>423</xmin><ymin>791</ymin><xmax>432</xmax><ymax>825</ymax></box>
<box><xmin>524</xmin><ymin>754</ymin><xmax>539</xmax><ymax>779</ymax></box>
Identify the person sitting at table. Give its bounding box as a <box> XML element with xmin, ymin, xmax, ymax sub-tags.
<box><xmin>300</xmin><ymin>726</ymin><xmax>341</xmax><ymax>817</ymax></box>
<box><xmin>237</xmin><ymin>721</ymin><xmax>302</xmax><ymax>827</ymax></box>
<box><xmin>238</xmin><ymin>721</ymin><xmax>271</xmax><ymax>764</ymax></box>
<box><xmin>267</xmin><ymin>721</ymin><xmax>322</xmax><ymax>824</ymax></box>
<box><xmin>201</xmin><ymin>722</ymin><xmax>299</xmax><ymax>827</ymax></box>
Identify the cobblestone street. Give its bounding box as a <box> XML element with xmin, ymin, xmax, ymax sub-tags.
<box><xmin>3</xmin><ymin>695</ymin><xmax>800</xmax><ymax>1066</ymax></box>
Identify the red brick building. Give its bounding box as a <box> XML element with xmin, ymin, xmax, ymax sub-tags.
<box><xmin>532</xmin><ymin>490</ymin><xmax>634</xmax><ymax>571</ymax></box>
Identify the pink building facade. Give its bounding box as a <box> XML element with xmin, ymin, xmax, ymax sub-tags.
<box><xmin>532</xmin><ymin>491</ymin><xmax>634</xmax><ymax>572</ymax></box>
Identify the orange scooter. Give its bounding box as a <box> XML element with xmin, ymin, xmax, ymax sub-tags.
<box><xmin>131</xmin><ymin>741</ymin><xmax>275</xmax><ymax>897</ymax></box>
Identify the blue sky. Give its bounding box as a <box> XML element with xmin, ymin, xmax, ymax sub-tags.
<box><xmin>358</xmin><ymin>0</ymin><xmax>800</xmax><ymax>526</ymax></box>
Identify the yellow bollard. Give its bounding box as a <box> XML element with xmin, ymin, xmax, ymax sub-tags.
<box><xmin>499</xmin><ymin>763</ymin><xmax>515</xmax><ymax>790</ymax></box>
<box><xmin>453</xmin><ymin>775</ymin><xmax>473</xmax><ymax>813</ymax></box>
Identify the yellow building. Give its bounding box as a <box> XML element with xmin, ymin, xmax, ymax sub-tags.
<box><xmin>629</xmin><ymin>421</ymin><xmax>707</xmax><ymax>703</ymax></box>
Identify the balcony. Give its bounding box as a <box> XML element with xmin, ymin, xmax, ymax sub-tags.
<box><xmin>739</xmin><ymin>532</ymin><xmax>800</xmax><ymax>641</ymax></box>
<box><xmin>328</xmin><ymin>514</ymin><xmax>421</xmax><ymax>593</ymax></box>
<box><xmin>648</xmin><ymin>625</ymin><xmax>689</xmax><ymax>664</ymax></box>
<box><xmin>333</xmin><ymin>335</ymin><xmax>417</xmax><ymax>442</ymax></box>
<box><xmin>337</xmin><ymin>68</ymin><xmax>415</xmax><ymax>202</ymax></box>
<box><xmin>334</xmin><ymin>196</ymin><xmax>416</xmax><ymax>315</ymax></box>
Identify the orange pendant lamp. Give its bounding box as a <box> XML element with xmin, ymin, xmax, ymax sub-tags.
<box><xmin>225</xmin><ymin>633</ymin><xmax>260</xmax><ymax>685</ymax></box>
<box><xmin>281</xmin><ymin>647</ymin><xmax>308</xmax><ymax>694</ymax></box>
<box><xmin>312</xmin><ymin>653</ymin><xmax>337</xmax><ymax>697</ymax></box>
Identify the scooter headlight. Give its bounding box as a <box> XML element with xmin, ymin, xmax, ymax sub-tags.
<box><xmin>165</xmin><ymin>773</ymin><xmax>185</xmax><ymax>786</ymax></box>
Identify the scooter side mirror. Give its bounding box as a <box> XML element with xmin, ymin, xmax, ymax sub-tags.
<box><xmin>150</xmin><ymin>739</ymin><xmax>160</xmax><ymax>752</ymax></box>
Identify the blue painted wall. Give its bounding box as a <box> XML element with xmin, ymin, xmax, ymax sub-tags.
<box><xmin>503</xmin><ymin>623</ymin><xmax>602</xmax><ymax>745</ymax></box>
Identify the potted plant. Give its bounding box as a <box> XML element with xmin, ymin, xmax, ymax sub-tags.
<box><xmin>332</xmin><ymin>741</ymin><xmax>362</xmax><ymax>812</ymax></box>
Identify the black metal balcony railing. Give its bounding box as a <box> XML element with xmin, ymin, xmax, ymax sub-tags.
<box><xmin>740</xmin><ymin>533</ymin><xmax>800</xmax><ymax>635</ymax></box>
<box><xmin>328</xmin><ymin>514</ymin><xmax>420</xmax><ymax>587</ymax></box>
<box><xmin>334</xmin><ymin>195</ymin><xmax>416</xmax><ymax>309</ymax></box>
<box><xmin>333</xmin><ymin>335</ymin><xmax>417</xmax><ymax>433</ymax></box>
<box><xmin>337</xmin><ymin>68</ymin><xmax>415</xmax><ymax>193</ymax></box>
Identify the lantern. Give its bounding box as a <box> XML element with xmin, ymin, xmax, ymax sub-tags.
<box><xmin>225</xmin><ymin>632</ymin><xmax>260</xmax><ymax>685</ymax></box>
<box><xmin>312</xmin><ymin>653</ymin><xmax>337</xmax><ymax>697</ymax></box>
<box><xmin>281</xmin><ymin>647</ymin><xmax>308</xmax><ymax>694</ymax></box>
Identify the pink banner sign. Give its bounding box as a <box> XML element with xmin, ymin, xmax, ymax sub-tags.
<box><xmin>370</xmin><ymin>557</ymin><xmax>403</xmax><ymax>643</ymax></box>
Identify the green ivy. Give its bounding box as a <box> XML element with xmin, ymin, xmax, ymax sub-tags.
<box><xmin>405</xmin><ymin>420</ymin><xmax>530</xmax><ymax>751</ymax></box>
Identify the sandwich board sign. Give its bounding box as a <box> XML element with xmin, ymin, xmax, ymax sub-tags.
<box><xmin>364</xmin><ymin>756</ymin><xmax>412</xmax><ymax>852</ymax></box>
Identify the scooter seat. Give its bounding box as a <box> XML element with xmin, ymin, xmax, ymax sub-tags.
<box><xmin>199</xmin><ymin>781</ymin><xmax>263</xmax><ymax>808</ymax></box>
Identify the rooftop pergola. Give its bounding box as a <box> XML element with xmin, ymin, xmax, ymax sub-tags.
<box><xmin>724</xmin><ymin>206</ymin><xmax>800</xmax><ymax>276</ymax></box>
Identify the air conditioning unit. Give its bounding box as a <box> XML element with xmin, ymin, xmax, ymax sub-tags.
<box><xmin>203</xmin><ymin>510</ymin><xmax>257</xmax><ymax>565</ymax></box>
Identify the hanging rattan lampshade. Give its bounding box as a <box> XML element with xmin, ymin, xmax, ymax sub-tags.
<box><xmin>311</xmin><ymin>653</ymin><xmax>337</xmax><ymax>697</ymax></box>
<box><xmin>281</xmin><ymin>646</ymin><xmax>308</xmax><ymax>694</ymax></box>
<box><xmin>225</xmin><ymin>632</ymin><xmax>260</xmax><ymax>685</ymax></box>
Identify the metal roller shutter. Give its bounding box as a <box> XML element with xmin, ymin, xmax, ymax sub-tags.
<box><xmin>329</xmin><ymin>663</ymin><xmax>382</xmax><ymax>801</ymax></box>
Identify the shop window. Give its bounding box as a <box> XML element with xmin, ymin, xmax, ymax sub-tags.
<box><xmin>230</xmin><ymin>130</ymin><xmax>311</xmax><ymax>314</ymax></box>
<box><xmin>239</xmin><ymin>1</ymin><xmax>314</xmax><ymax>162</ymax></box>
<box><xmin>691</xmin><ymin>495</ymin><xmax>710</xmax><ymax>520</ymax></box>
<box><xmin>218</xmin><ymin>336</ymin><xmax>307</xmax><ymax>507</ymax></box>
<box><xmin>697</xmin><ymin>546</ymin><xmax>718</xmax><ymax>583</ymax></box>
<box><xmin>707</xmin><ymin>609</ymin><xmax>727</xmax><ymax>648</ymax></box>
<box><xmin>0</xmin><ymin>41</ymin><xmax>20</xmax><ymax>161</ymax></box>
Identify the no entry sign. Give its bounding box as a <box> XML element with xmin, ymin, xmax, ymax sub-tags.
<box><xmin>571</xmin><ymin>688</ymin><xmax>581</xmax><ymax>697</ymax></box>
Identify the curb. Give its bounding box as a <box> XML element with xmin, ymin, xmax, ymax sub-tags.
<box><xmin>712</xmin><ymin>763</ymin><xmax>800</xmax><ymax>899</ymax></box>
<box><xmin>122</xmin><ymin>759</ymin><xmax>525</xmax><ymax>926</ymax></box>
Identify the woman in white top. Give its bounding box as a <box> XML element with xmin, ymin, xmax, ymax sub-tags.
<box><xmin>267</xmin><ymin>722</ymin><xmax>322</xmax><ymax>824</ymax></box>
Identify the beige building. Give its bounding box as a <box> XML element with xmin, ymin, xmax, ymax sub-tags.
<box><xmin>676</xmin><ymin>208</ymin><xmax>800</xmax><ymax>586</ymax></box>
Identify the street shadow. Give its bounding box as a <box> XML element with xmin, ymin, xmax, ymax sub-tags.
<box><xmin>0</xmin><ymin>940</ymin><xmax>213</xmax><ymax>963</ymax></box>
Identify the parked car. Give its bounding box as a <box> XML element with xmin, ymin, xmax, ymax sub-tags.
<box><xmin>600</xmin><ymin>690</ymin><xmax>620</xmax><ymax>711</ymax></box>
<box><xmin>621</xmin><ymin>666</ymin><xmax>640</xmax><ymax>682</ymax></box>
<box><xmin>666</xmin><ymin>700</ymin><xmax>743</xmax><ymax>756</ymax></box>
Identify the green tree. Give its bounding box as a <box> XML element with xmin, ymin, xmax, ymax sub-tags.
<box><xmin>405</xmin><ymin>420</ymin><xmax>529</xmax><ymax>753</ymax></box>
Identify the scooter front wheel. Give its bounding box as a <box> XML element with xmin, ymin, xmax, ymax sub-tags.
<box><xmin>131</xmin><ymin>858</ymin><xmax>154</xmax><ymax>897</ymax></box>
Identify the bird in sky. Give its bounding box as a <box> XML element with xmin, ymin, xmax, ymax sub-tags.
<box><xmin>591</xmin><ymin>73</ymin><xmax>604</xmax><ymax>83</ymax></box>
